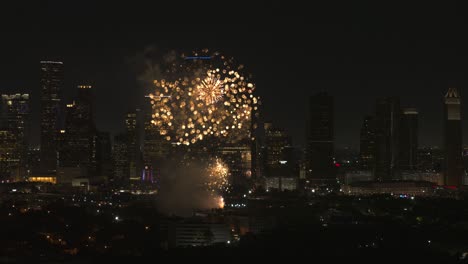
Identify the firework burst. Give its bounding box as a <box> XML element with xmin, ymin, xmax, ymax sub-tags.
<box><xmin>197</xmin><ymin>72</ymin><xmax>224</xmax><ymax>105</ymax></box>
<box><xmin>217</xmin><ymin>196</ymin><xmax>225</xmax><ymax>209</ymax></box>
<box><xmin>206</xmin><ymin>158</ymin><xmax>229</xmax><ymax>194</ymax></box>
<box><xmin>148</xmin><ymin>49</ymin><xmax>259</xmax><ymax>145</ymax></box>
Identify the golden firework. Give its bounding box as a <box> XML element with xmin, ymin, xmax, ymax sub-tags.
<box><xmin>206</xmin><ymin>158</ymin><xmax>229</xmax><ymax>193</ymax></box>
<box><xmin>217</xmin><ymin>196</ymin><xmax>225</xmax><ymax>209</ymax></box>
<box><xmin>149</xmin><ymin>49</ymin><xmax>259</xmax><ymax>145</ymax></box>
<box><xmin>196</xmin><ymin>72</ymin><xmax>224</xmax><ymax>105</ymax></box>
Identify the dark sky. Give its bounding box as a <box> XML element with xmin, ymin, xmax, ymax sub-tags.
<box><xmin>0</xmin><ymin>1</ymin><xmax>467</xmax><ymax>149</ymax></box>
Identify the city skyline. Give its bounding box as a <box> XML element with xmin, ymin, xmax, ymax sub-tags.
<box><xmin>1</xmin><ymin>2</ymin><xmax>468</xmax><ymax>149</ymax></box>
<box><xmin>2</xmin><ymin>2</ymin><xmax>468</xmax><ymax>262</ymax></box>
<box><xmin>5</xmin><ymin>64</ymin><xmax>465</xmax><ymax>151</ymax></box>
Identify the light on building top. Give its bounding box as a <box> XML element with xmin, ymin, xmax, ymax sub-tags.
<box><xmin>40</xmin><ymin>61</ymin><xmax>63</xmax><ymax>64</ymax></box>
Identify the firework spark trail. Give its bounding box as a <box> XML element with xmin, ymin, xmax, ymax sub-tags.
<box><xmin>217</xmin><ymin>196</ymin><xmax>225</xmax><ymax>209</ymax></box>
<box><xmin>149</xmin><ymin>49</ymin><xmax>260</xmax><ymax>146</ymax></box>
<box><xmin>206</xmin><ymin>158</ymin><xmax>229</xmax><ymax>209</ymax></box>
<box><xmin>206</xmin><ymin>158</ymin><xmax>229</xmax><ymax>194</ymax></box>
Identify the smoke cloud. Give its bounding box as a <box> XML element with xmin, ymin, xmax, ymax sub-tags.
<box><xmin>156</xmin><ymin>157</ymin><xmax>219</xmax><ymax>216</ymax></box>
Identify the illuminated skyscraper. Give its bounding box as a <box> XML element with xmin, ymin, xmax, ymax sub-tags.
<box><xmin>263</xmin><ymin>122</ymin><xmax>293</xmax><ymax>171</ymax></box>
<box><xmin>40</xmin><ymin>61</ymin><xmax>64</xmax><ymax>173</ymax></box>
<box><xmin>374</xmin><ymin>97</ymin><xmax>400</xmax><ymax>181</ymax></box>
<box><xmin>307</xmin><ymin>92</ymin><xmax>334</xmax><ymax>179</ymax></box>
<box><xmin>443</xmin><ymin>88</ymin><xmax>463</xmax><ymax>186</ymax></box>
<box><xmin>113</xmin><ymin>133</ymin><xmax>129</xmax><ymax>182</ymax></box>
<box><xmin>218</xmin><ymin>141</ymin><xmax>252</xmax><ymax>191</ymax></box>
<box><xmin>262</xmin><ymin>122</ymin><xmax>294</xmax><ymax>190</ymax></box>
<box><xmin>400</xmin><ymin>108</ymin><xmax>418</xmax><ymax>170</ymax></box>
<box><xmin>59</xmin><ymin>85</ymin><xmax>95</xmax><ymax>172</ymax></box>
<box><xmin>142</xmin><ymin>98</ymin><xmax>171</xmax><ymax>184</ymax></box>
<box><xmin>0</xmin><ymin>130</ymin><xmax>16</xmax><ymax>181</ymax></box>
<box><xmin>1</xmin><ymin>94</ymin><xmax>30</xmax><ymax>164</ymax></box>
<box><xmin>111</xmin><ymin>110</ymin><xmax>143</xmax><ymax>183</ymax></box>
<box><xmin>125</xmin><ymin>111</ymin><xmax>140</xmax><ymax>181</ymax></box>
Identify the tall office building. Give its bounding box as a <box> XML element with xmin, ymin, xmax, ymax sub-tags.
<box><xmin>250</xmin><ymin>104</ymin><xmax>260</xmax><ymax>181</ymax></box>
<box><xmin>400</xmin><ymin>108</ymin><xmax>418</xmax><ymax>170</ymax></box>
<box><xmin>40</xmin><ymin>61</ymin><xmax>64</xmax><ymax>173</ymax></box>
<box><xmin>263</xmin><ymin>122</ymin><xmax>293</xmax><ymax>173</ymax></box>
<box><xmin>262</xmin><ymin>122</ymin><xmax>294</xmax><ymax>190</ymax></box>
<box><xmin>95</xmin><ymin>131</ymin><xmax>112</xmax><ymax>177</ymax></box>
<box><xmin>59</xmin><ymin>85</ymin><xmax>95</xmax><ymax>172</ymax></box>
<box><xmin>1</xmin><ymin>94</ymin><xmax>30</xmax><ymax>164</ymax></box>
<box><xmin>111</xmin><ymin>110</ymin><xmax>143</xmax><ymax>183</ymax></box>
<box><xmin>307</xmin><ymin>92</ymin><xmax>334</xmax><ymax>179</ymax></box>
<box><xmin>374</xmin><ymin>97</ymin><xmax>400</xmax><ymax>181</ymax></box>
<box><xmin>359</xmin><ymin>115</ymin><xmax>376</xmax><ymax>170</ymax></box>
<box><xmin>75</xmin><ymin>85</ymin><xmax>94</xmax><ymax>127</ymax></box>
<box><xmin>443</xmin><ymin>88</ymin><xmax>463</xmax><ymax>186</ymax></box>
<box><xmin>0</xmin><ymin>130</ymin><xmax>16</xmax><ymax>181</ymax></box>
<box><xmin>125</xmin><ymin>111</ymin><xmax>140</xmax><ymax>181</ymax></box>
<box><xmin>217</xmin><ymin>141</ymin><xmax>252</xmax><ymax>191</ymax></box>
<box><xmin>112</xmin><ymin>133</ymin><xmax>129</xmax><ymax>182</ymax></box>
<box><xmin>77</xmin><ymin>85</ymin><xmax>96</xmax><ymax>174</ymax></box>
<box><xmin>232</xmin><ymin>104</ymin><xmax>259</xmax><ymax>189</ymax></box>
<box><xmin>142</xmin><ymin>98</ymin><xmax>171</xmax><ymax>183</ymax></box>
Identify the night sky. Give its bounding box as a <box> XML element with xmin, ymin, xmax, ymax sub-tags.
<box><xmin>0</xmin><ymin>1</ymin><xmax>467</xmax><ymax>149</ymax></box>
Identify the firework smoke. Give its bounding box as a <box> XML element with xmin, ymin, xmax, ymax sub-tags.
<box><xmin>156</xmin><ymin>159</ymin><xmax>222</xmax><ymax>216</ymax></box>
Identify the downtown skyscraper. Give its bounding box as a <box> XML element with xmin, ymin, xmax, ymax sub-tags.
<box><xmin>263</xmin><ymin>122</ymin><xmax>293</xmax><ymax>172</ymax></box>
<box><xmin>359</xmin><ymin>115</ymin><xmax>376</xmax><ymax>170</ymax></box>
<box><xmin>307</xmin><ymin>92</ymin><xmax>334</xmax><ymax>180</ymax></box>
<box><xmin>443</xmin><ymin>88</ymin><xmax>463</xmax><ymax>186</ymax></box>
<box><xmin>1</xmin><ymin>94</ymin><xmax>30</xmax><ymax>161</ymax></box>
<box><xmin>374</xmin><ymin>97</ymin><xmax>400</xmax><ymax>181</ymax></box>
<box><xmin>40</xmin><ymin>61</ymin><xmax>64</xmax><ymax>173</ymax></box>
<box><xmin>125</xmin><ymin>110</ymin><xmax>140</xmax><ymax>181</ymax></box>
<box><xmin>0</xmin><ymin>94</ymin><xmax>30</xmax><ymax>180</ymax></box>
<box><xmin>399</xmin><ymin>108</ymin><xmax>418</xmax><ymax>170</ymax></box>
<box><xmin>112</xmin><ymin>110</ymin><xmax>143</xmax><ymax>183</ymax></box>
<box><xmin>59</xmin><ymin>85</ymin><xmax>96</xmax><ymax>170</ymax></box>
<box><xmin>142</xmin><ymin>96</ymin><xmax>171</xmax><ymax>183</ymax></box>
<box><xmin>262</xmin><ymin>122</ymin><xmax>294</xmax><ymax>190</ymax></box>
<box><xmin>112</xmin><ymin>133</ymin><xmax>129</xmax><ymax>182</ymax></box>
